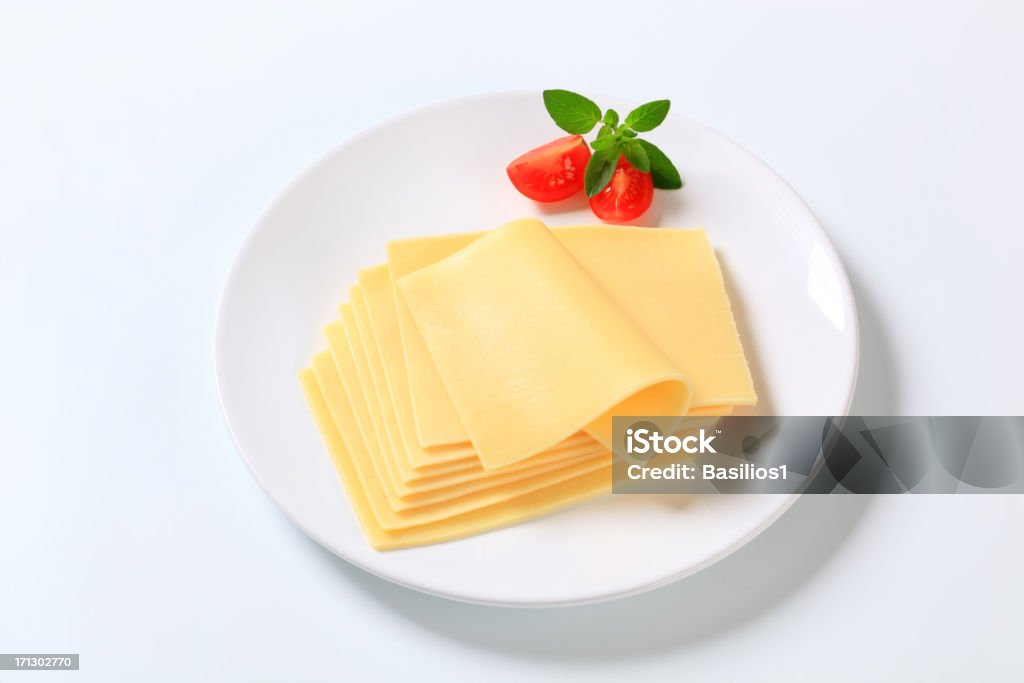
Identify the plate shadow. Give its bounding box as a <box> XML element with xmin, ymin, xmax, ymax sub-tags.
<box><xmin>300</xmin><ymin>493</ymin><xmax>871</xmax><ymax>660</ymax></box>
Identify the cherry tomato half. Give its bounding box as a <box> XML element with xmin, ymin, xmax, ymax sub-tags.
<box><xmin>589</xmin><ymin>157</ymin><xmax>654</xmax><ymax>222</ymax></box>
<box><xmin>506</xmin><ymin>135</ymin><xmax>591</xmax><ymax>202</ymax></box>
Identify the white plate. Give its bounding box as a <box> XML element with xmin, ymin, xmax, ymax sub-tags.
<box><xmin>215</xmin><ymin>91</ymin><xmax>858</xmax><ymax>607</ymax></box>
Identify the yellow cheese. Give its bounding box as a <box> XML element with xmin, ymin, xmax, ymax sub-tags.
<box><xmin>298</xmin><ymin>218</ymin><xmax>756</xmax><ymax>548</ymax></box>
<box><xmin>399</xmin><ymin>450</ymin><xmax>602</xmax><ymax>508</ymax></box>
<box><xmin>397</xmin><ymin>218</ymin><xmax>692</xmax><ymax>469</ymax></box>
<box><xmin>299</xmin><ymin>368</ymin><xmax>612</xmax><ymax>550</ymax></box>
<box><xmin>555</xmin><ymin>226</ymin><xmax>756</xmax><ymax>409</ymax></box>
<box><xmin>388</xmin><ymin>224</ymin><xmax>755</xmax><ymax>450</ymax></box>
<box><xmin>311</xmin><ymin>349</ymin><xmax>611</xmax><ymax>531</ymax></box>
<box><xmin>685</xmin><ymin>405</ymin><xmax>734</xmax><ymax>416</ymax></box>
<box><xmin>354</xmin><ymin>267</ymin><xmax>592</xmax><ymax>474</ymax></box>
<box><xmin>330</xmin><ymin>293</ymin><xmax>607</xmax><ymax>507</ymax></box>
<box><xmin>324</xmin><ymin>309</ymin><xmax>604</xmax><ymax>513</ymax></box>
<box><xmin>334</xmin><ymin>304</ymin><xmax>472</xmax><ymax>479</ymax></box>
<box><xmin>388</xmin><ymin>232</ymin><xmax>480</xmax><ymax>448</ymax></box>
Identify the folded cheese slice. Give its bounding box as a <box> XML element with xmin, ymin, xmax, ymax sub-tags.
<box><xmin>555</xmin><ymin>226</ymin><xmax>756</xmax><ymax>409</ymax></box>
<box><xmin>389</xmin><ymin>223</ymin><xmax>756</xmax><ymax>451</ymax></box>
<box><xmin>396</xmin><ymin>218</ymin><xmax>692</xmax><ymax>469</ymax></box>
<box><xmin>355</xmin><ymin>266</ymin><xmax>591</xmax><ymax>475</ymax></box>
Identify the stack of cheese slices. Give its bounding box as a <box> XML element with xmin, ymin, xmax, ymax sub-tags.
<box><xmin>299</xmin><ymin>218</ymin><xmax>756</xmax><ymax>550</ymax></box>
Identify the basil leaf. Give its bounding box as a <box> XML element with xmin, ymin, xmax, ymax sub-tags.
<box><xmin>596</xmin><ymin>124</ymin><xmax>615</xmax><ymax>139</ymax></box>
<box><xmin>624</xmin><ymin>100</ymin><xmax>670</xmax><ymax>132</ymax></box>
<box><xmin>584</xmin><ymin>147</ymin><xmax>618</xmax><ymax>197</ymax></box>
<box><xmin>590</xmin><ymin>135</ymin><xmax>618</xmax><ymax>151</ymax></box>
<box><xmin>542</xmin><ymin>89</ymin><xmax>602</xmax><ymax>134</ymax></box>
<box><xmin>603</xmin><ymin>109</ymin><xmax>619</xmax><ymax>127</ymax></box>
<box><xmin>637</xmin><ymin>139</ymin><xmax>682</xmax><ymax>189</ymax></box>
<box><xmin>622</xmin><ymin>139</ymin><xmax>650</xmax><ymax>172</ymax></box>
<box><xmin>621</xmin><ymin>128</ymin><xmax>638</xmax><ymax>138</ymax></box>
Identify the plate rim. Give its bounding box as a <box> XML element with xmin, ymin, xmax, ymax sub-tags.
<box><xmin>213</xmin><ymin>90</ymin><xmax>860</xmax><ymax>607</ymax></box>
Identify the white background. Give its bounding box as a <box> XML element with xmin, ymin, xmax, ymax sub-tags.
<box><xmin>2</xmin><ymin>1</ymin><xmax>1023</xmax><ymax>680</ymax></box>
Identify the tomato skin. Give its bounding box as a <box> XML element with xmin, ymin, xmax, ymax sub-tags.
<box><xmin>588</xmin><ymin>157</ymin><xmax>654</xmax><ymax>222</ymax></box>
<box><xmin>506</xmin><ymin>135</ymin><xmax>591</xmax><ymax>202</ymax></box>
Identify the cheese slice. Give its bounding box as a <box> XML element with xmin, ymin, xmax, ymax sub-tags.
<box><xmin>329</xmin><ymin>295</ymin><xmax>607</xmax><ymax>508</ymax></box>
<box><xmin>324</xmin><ymin>309</ymin><xmax>603</xmax><ymax>510</ymax></box>
<box><xmin>311</xmin><ymin>348</ymin><xmax>611</xmax><ymax>530</ymax></box>
<box><xmin>299</xmin><ymin>368</ymin><xmax>612</xmax><ymax>550</ymax></box>
<box><xmin>354</xmin><ymin>266</ymin><xmax>591</xmax><ymax>474</ymax></box>
<box><xmin>685</xmin><ymin>405</ymin><xmax>734</xmax><ymax>416</ymax></box>
<box><xmin>554</xmin><ymin>226</ymin><xmax>756</xmax><ymax>408</ymax></box>
<box><xmin>333</xmin><ymin>308</ymin><xmax>471</xmax><ymax>479</ymax></box>
<box><xmin>388</xmin><ymin>232</ymin><xmax>480</xmax><ymax>448</ymax></box>
<box><xmin>389</xmin><ymin>223</ymin><xmax>755</xmax><ymax>450</ymax></box>
<box><xmin>397</xmin><ymin>218</ymin><xmax>692</xmax><ymax>469</ymax></box>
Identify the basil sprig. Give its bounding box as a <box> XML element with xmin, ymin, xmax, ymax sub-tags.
<box><xmin>542</xmin><ymin>89</ymin><xmax>683</xmax><ymax>196</ymax></box>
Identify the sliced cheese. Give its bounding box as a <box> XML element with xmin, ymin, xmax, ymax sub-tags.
<box><xmin>388</xmin><ymin>224</ymin><xmax>756</xmax><ymax>450</ymax></box>
<box><xmin>323</xmin><ymin>310</ymin><xmax>604</xmax><ymax>513</ymax></box>
<box><xmin>298</xmin><ymin>218</ymin><xmax>757</xmax><ymax>549</ymax></box>
<box><xmin>338</xmin><ymin>299</ymin><xmax>471</xmax><ymax>479</ymax></box>
<box><xmin>336</xmin><ymin>292</ymin><xmax>607</xmax><ymax>501</ymax></box>
<box><xmin>355</xmin><ymin>266</ymin><xmax>592</xmax><ymax>474</ymax></box>
<box><xmin>685</xmin><ymin>405</ymin><xmax>734</xmax><ymax>416</ymax></box>
<box><xmin>388</xmin><ymin>232</ymin><xmax>480</xmax><ymax>448</ymax></box>
<box><xmin>299</xmin><ymin>369</ymin><xmax>612</xmax><ymax>550</ymax></box>
<box><xmin>555</xmin><ymin>226</ymin><xmax>756</xmax><ymax>408</ymax></box>
<box><xmin>311</xmin><ymin>348</ymin><xmax>611</xmax><ymax>531</ymax></box>
<box><xmin>396</xmin><ymin>218</ymin><xmax>691</xmax><ymax>469</ymax></box>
